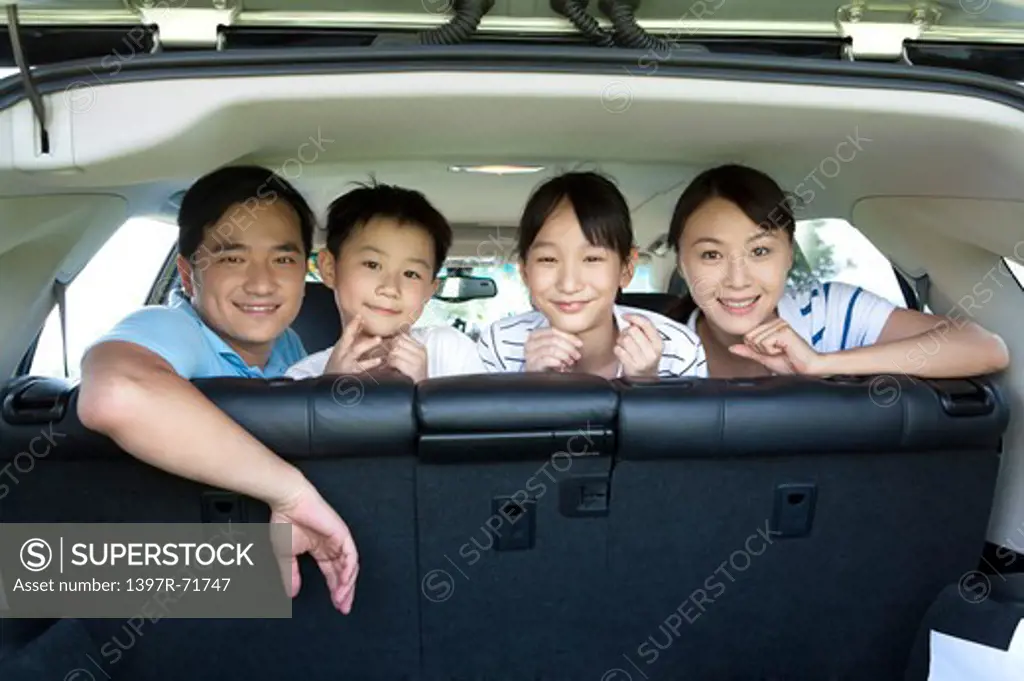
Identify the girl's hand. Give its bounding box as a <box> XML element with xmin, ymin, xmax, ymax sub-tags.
<box><xmin>524</xmin><ymin>328</ymin><xmax>583</xmax><ymax>372</ymax></box>
<box><xmin>615</xmin><ymin>314</ymin><xmax>663</xmax><ymax>378</ymax></box>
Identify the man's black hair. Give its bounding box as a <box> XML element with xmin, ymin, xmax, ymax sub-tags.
<box><xmin>516</xmin><ymin>171</ymin><xmax>634</xmax><ymax>262</ymax></box>
<box><xmin>324</xmin><ymin>181</ymin><xmax>453</xmax><ymax>276</ymax></box>
<box><xmin>177</xmin><ymin>165</ymin><xmax>316</xmax><ymax>260</ymax></box>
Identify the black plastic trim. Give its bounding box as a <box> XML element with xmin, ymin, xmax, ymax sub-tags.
<box><xmin>908</xmin><ymin>43</ymin><xmax>1024</xmax><ymax>83</ymax></box>
<box><xmin>981</xmin><ymin>540</ymin><xmax>1024</xmax><ymax>576</ymax></box>
<box><xmin>2</xmin><ymin>44</ymin><xmax>1024</xmax><ymax>116</ymax></box>
<box><xmin>0</xmin><ymin>25</ymin><xmax>155</xmax><ymax>67</ymax></box>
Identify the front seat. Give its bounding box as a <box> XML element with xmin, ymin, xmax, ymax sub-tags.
<box><xmin>291</xmin><ymin>282</ymin><xmax>340</xmax><ymax>354</ymax></box>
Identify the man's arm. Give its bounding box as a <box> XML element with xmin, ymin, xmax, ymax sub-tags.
<box><xmin>77</xmin><ymin>340</ymin><xmax>308</xmax><ymax>507</ymax></box>
<box><xmin>76</xmin><ymin>339</ymin><xmax>360</xmax><ymax>614</ymax></box>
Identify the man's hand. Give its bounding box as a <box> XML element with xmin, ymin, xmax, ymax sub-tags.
<box><xmin>524</xmin><ymin>328</ymin><xmax>583</xmax><ymax>372</ymax></box>
<box><xmin>615</xmin><ymin>314</ymin><xmax>663</xmax><ymax>378</ymax></box>
<box><xmin>387</xmin><ymin>333</ymin><xmax>429</xmax><ymax>382</ymax></box>
<box><xmin>270</xmin><ymin>483</ymin><xmax>360</xmax><ymax>615</ymax></box>
<box><xmin>326</xmin><ymin>316</ymin><xmax>384</xmax><ymax>375</ymax></box>
<box><xmin>728</xmin><ymin>318</ymin><xmax>824</xmax><ymax>375</ymax></box>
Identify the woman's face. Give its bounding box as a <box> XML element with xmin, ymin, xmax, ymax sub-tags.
<box><xmin>676</xmin><ymin>197</ymin><xmax>794</xmax><ymax>339</ymax></box>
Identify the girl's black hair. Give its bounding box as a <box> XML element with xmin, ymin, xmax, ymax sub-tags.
<box><xmin>664</xmin><ymin>164</ymin><xmax>795</xmax><ymax>323</ymax></box>
<box><xmin>516</xmin><ymin>171</ymin><xmax>634</xmax><ymax>262</ymax></box>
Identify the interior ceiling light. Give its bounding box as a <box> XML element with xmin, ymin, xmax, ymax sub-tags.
<box><xmin>448</xmin><ymin>164</ymin><xmax>546</xmax><ymax>175</ymax></box>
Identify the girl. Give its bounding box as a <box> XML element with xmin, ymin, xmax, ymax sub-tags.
<box><xmin>477</xmin><ymin>171</ymin><xmax>706</xmax><ymax>379</ymax></box>
<box><xmin>668</xmin><ymin>164</ymin><xmax>1009</xmax><ymax>379</ymax></box>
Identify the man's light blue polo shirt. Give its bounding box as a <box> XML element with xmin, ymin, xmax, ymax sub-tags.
<box><xmin>92</xmin><ymin>290</ymin><xmax>307</xmax><ymax>379</ymax></box>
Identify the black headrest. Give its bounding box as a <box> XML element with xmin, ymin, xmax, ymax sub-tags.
<box><xmin>615</xmin><ymin>292</ymin><xmax>682</xmax><ymax>316</ymax></box>
<box><xmin>292</xmin><ymin>282</ymin><xmax>341</xmax><ymax>354</ymax></box>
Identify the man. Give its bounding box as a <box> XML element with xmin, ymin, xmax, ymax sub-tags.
<box><xmin>77</xmin><ymin>166</ymin><xmax>359</xmax><ymax>614</ymax></box>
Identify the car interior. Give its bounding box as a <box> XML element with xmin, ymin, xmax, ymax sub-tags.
<box><xmin>3</xmin><ymin>1</ymin><xmax>1024</xmax><ymax>680</ymax></box>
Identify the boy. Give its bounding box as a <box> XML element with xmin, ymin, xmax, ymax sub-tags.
<box><xmin>286</xmin><ymin>182</ymin><xmax>484</xmax><ymax>381</ymax></box>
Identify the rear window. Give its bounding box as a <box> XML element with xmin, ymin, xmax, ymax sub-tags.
<box><xmin>791</xmin><ymin>218</ymin><xmax>908</xmax><ymax>308</ymax></box>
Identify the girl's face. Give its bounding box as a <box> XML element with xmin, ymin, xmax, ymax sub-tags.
<box><xmin>520</xmin><ymin>199</ymin><xmax>635</xmax><ymax>336</ymax></box>
<box><xmin>676</xmin><ymin>197</ymin><xmax>794</xmax><ymax>339</ymax></box>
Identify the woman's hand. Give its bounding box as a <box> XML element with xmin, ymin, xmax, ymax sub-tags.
<box><xmin>728</xmin><ymin>318</ymin><xmax>826</xmax><ymax>375</ymax></box>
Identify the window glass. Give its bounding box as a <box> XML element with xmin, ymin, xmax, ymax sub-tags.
<box><xmin>307</xmin><ymin>253</ymin><xmax>655</xmax><ymax>341</ymax></box>
<box><xmin>416</xmin><ymin>262</ymin><xmax>655</xmax><ymax>339</ymax></box>
<box><xmin>790</xmin><ymin>219</ymin><xmax>908</xmax><ymax>308</ymax></box>
<box><xmin>28</xmin><ymin>217</ymin><xmax>179</xmax><ymax>378</ymax></box>
<box><xmin>1004</xmin><ymin>257</ymin><xmax>1024</xmax><ymax>288</ymax></box>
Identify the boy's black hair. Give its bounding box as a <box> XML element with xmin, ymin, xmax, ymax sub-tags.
<box><xmin>177</xmin><ymin>165</ymin><xmax>316</xmax><ymax>260</ymax></box>
<box><xmin>324</xmin><ymin>181</ymin><xmax>453</xmax><ymax>276</ymax></box>
<box><xmin>516</xmin><ymin>171</ymin><xmax>634</xmax><ymax>262</ymax></box>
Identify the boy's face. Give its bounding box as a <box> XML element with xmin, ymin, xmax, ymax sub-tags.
<box><xmin>319</xmin><ymin>217</ymin><xmax>440</xmax><ymax>338</ymax></box>
<box><xmin>520</xmin><ymin>198</ymin><xmax>635</xmax><ymax>336</ymax></box>
<box><xmin>177</xmin><ymin>199</ymin><xmax>307</xmax><ymax>365</ymax></box>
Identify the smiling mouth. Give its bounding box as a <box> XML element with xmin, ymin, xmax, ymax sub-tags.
<box><xmin>718</xmin><ymin>296</ymin><xmax>760</xmax><ymax>314</ymax></box>
<box><xmin>366</xmin><ymin>304</ymin><xmax>401</xmax><ymax>316</ymax></box>
<box><xmin>553</xmin><ymin>301</ymin><xmax>591</xmax><ymax>313</ymax></box>
<box><xmin>234</xmin><ymin>302</ymin><xmax>281</xmax><ymax>315</ymax></box>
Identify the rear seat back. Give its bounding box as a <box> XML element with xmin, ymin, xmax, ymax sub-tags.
<box><xmin>0</xmin><ymin>372</ymin><xmax>1010</xmax><ymax>681</ymax></box>
<box><xmin>415</xmin><ymin>374</ymin><xmax>618</xmax><ymax>681</ymax></box>
<box><xmin>607</xmin><ymin>375</ymin><xmax>1007</xmax><ymax>680</ymax></box>
<box><xmin>0</xmin><ymin>374</ymin><xmax>420</xmax><ymax>681</ymax></box>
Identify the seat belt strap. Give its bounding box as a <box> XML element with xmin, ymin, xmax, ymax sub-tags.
<box><xmin>54</xmin><ymin>278</ymin><xmax>68</xmax><ymax>378</ymax></box>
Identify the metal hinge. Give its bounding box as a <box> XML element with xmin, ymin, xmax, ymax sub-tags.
<box><xmin>123</xmin><ymin>0</ymin><xmax>240</xmax><ymax>50</ymax></box>
<box><xmin>836</xmin><ymin>3</ymin><xmax>940</xmax><ymax>62</ymax></box>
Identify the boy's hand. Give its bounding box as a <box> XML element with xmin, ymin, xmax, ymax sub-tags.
<box><xmin>615</xmin><ymin>314</ymin><xmax>663</xmax><ymax>378</ymax></box>
<box><xmin>525</xmin><ymin>328</ymin><xmax>583</xmax><ymax>373</ymax></box>
<box><xmin>387</xmin><ymin>333</ymin><xmax>429</xmax><ymax>382</ymax></box>
<box><xmin>325</xmin><ymin>316</ymin><xmax>384</xmax><ymax>375</ymax></box>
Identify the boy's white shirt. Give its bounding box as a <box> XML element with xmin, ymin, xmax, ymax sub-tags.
<box><xmin>285</xmin><ymin>325</ymin><xmax>486</xmax><ymax>379</ymax></box>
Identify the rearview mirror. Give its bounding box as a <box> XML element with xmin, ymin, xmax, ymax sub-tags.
<box><xmin>433</xmin><ymin>275</ymin><xmax>497</xmax><ymax>303</ymax></box>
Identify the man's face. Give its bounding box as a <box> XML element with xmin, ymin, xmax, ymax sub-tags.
<box><xmin>520</xmin><ymin>199</ymin><xmax>634</xmax><ymax>336</ymax></box>
<box><xmin>319</xmin><ymin>217</ymin><xmax>439</xmax><ymax>339</ymax></box>
<box><xmin>177</xmin><ymin>199</ymin><xmax>307</xmax><ymax>365</ymax></box>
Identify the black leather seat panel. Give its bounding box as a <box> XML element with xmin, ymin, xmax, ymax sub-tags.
<box><xmin>0</xmin><ymin>370</ymin><xmax>1011</xmax><ymax>681</ymax></box>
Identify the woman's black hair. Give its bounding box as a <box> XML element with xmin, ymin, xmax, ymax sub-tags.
<box><xmin>668</xmin><ymin>164</ymin><xmax>795</xmax><ymax>251</ymax></box>
<box><xmin>516</xmin><ymin>171</ymin><xmax>634</xmax><ymax>262</ymax></box>
<box><xmin>663</xmin><ymin>164</ymin><xmax>795</xmax><ymax>323</ymax></box>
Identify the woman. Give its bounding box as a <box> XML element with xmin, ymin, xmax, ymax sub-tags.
<box><xmin>668</xmin><ymin>164</ymin><xmax>1009</xmax><ymax>379</ymax></box>
<box><xmin>477</xmin><ymin>171</ymin><xmax>705</xmax><ymax>379</ymax></box>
